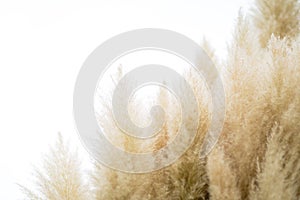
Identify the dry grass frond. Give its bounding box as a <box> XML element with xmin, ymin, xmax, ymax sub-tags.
<box><xmin>250</xmin><ymin>124</ymin><xmax>300</xmax><ymax>200</ymax></box>
<box><xmin>22</xmin><ymin>0</ymin><xmax>300</xmax><ymax>199</ymax></box>
<box><xmin>158</xmin><ymin>158</ymin><xmax>208</xmax><ymax>200</ymax></box>
<box><xmin>253</xmin><ymin>0</ymin><xmax>300</xmax><ymax>47</ymax></box>
<box><xmin>207</xmin><ymin>147</ymin><xmax>241</xmax><ymax>200</ymax></box>
<box><xmin>20</xmin><ymin>134</ymin><xmax>90</xmax><ymax>200</ymax></box>
<box><xmin>92</xmin><ymin>164</ymin><xmax>139</xmax><ymax>200</ymax></box>
<box><xmin>248</xmin><ymin>36</ymin><xmax>300</xmax><ymax>200</ymax></box>
<box><xmin>218</xmin><ymin>12</ymin><xmax>270</xmax><ymax>199</ymax></box>
<box><xmin>215</xmin><ymin>7</ymin><xmax>300</xmax><ymax>198</ymax></box>
<box><xmin>152</xmin><ymin>68</ymin><xmax>211</xmax><ymax>200</ymax></box>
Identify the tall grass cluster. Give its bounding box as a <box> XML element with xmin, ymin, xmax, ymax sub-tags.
<box><xmin>22</xmin><ymin>0</ymin><xmax>300</xmax><ymax>199</ymax></box>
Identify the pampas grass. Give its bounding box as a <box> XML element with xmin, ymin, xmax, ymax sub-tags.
<box><xmin>249</xmin><ymin>35</ymin><xmax>300</xmax><ymax>200</ymax></box>
<box><xmin>253</xmin><ymin>0</ymin><xmax>300</xmax><ymax>47</ymax></box>
<box><xmin>20</xmin><ymin>134</ymin><xmax>90</xmax><ymax>200</ymax></box>
<box><xmin>206</xmin><ymin>0</ymin><xmax>300</xmax><ymax>199</ymax></box>
<box><xmin>22</xmin><ymin>0</ymin><xmax>300</xmax><ymax>199</ymax></box>
<box><xmin>207</xmin><ymin>147</ymin><xmax>241</xmax><ymax>200</ymax></box>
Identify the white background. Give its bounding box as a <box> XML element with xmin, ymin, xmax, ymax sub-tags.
<box><xmin>0</xmin><ymin>0</ymin><xmax>252</xmax><ymax>199</ymax></box>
